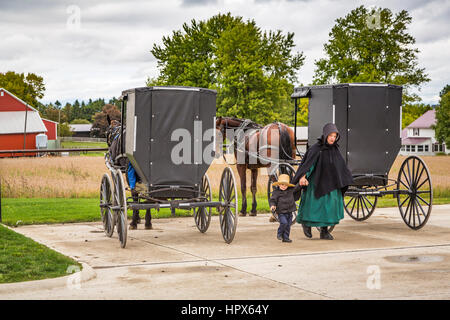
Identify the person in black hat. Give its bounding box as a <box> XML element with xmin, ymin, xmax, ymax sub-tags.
<box><xmin>269</xmin><ymin>174</ymin><xmax>301</xmax><ymax>243</ymax></box>
<box><xmin>291</xmin><ymin>123</ymin><xmax>354</xmax><ymax>240</ymax></box>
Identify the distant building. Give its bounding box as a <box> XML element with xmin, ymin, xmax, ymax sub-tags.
<box><xmin>0</xmin><ymin>88</ymin><xmax>47</xmax><ymax>157</ymax></box>
<box><xmin>69</xmin><ymin>124</ymin><xmax>92</xmax><ymax>137</ymax></box>
<box><xmin>400</xmin><ymin>110</ymin><xmax>448</xmax><ymax>155</ymax></box>
<box><xmin>41</xmin><ymin>118</ymin><xmax>58</xmax><ymax>140</ymax></box>
<box><xmin>290</xmin><ymin>126</ymin><xmax>308</xmax><ymax>153</ymax></box>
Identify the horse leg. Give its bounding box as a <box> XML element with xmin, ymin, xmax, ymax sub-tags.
<box><xmin>250</xmin><ymin>169</ymin><xmax>258</xmax><ymax>216</ymax></box>
<box><xmin>237</xmin><ymin>164</ymin><xmax>247</xmax><ymax>216</ymax></box>
<box><xmin>130</xmin><ymin>190</ymin><xmax>140</xmax><ymax>229</ymax></box>
<box><xmin>145</xmin><ymin>209</ymin><xmax>152</xmax><ymax>230</ymax></box>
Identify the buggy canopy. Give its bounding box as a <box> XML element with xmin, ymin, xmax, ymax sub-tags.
<box><xmin>292</xmin><ymin>83</ymin><xmax>402</xmax><ymax>185</ymax></box>
<box><xmin>123</xmin><ymin>86</ymin><xmax>217</xmax><ymax>188</ymax></box>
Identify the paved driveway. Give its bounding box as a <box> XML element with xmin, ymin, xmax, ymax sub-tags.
<box><xmin>2</xmin><ymin>205</ymin><xmax>450</xmax><ymax>299</ymax></box>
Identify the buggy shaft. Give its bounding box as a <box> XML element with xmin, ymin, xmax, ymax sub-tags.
<box><xmin>126</xmin><ymin>201</ymin><xmax>227</xmax><ymax>210</ymax></box>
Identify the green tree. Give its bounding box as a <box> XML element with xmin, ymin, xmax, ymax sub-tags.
<box><xmin>402</xmin><ymin>103</ymin><xmax>432</xmax><ymax>129</ymax></box>
<box><xmin>295</xmin><ymin>98</ymin><xmax>309</xmax><ymax>126</ymax></box>
<box><xmin>44</xmin><ymin>106</ymin><xmax>67</xmax><ymax>123</ymax></box>
<box><xmin>150</xmin><ymin>13</ymin><xmax>304</xmax><ymax>124</ymax></box>
<box><xmin>91</xmin><ymin>104</ymin><xmax>121</xmax><ymax>138</ymax></box>
<box><xmin>439</xmin><ymin>84</ymin><xmax>450</xmax><ymax>98</ymax></box>
<box><xmin>70</xmin><ymin>119</ymin><xmax>91</xmax><ymax>124</ymax></box>
<box><xmin>434</xmin><ymin>92</ymin><xmax>450</xmax><ymax>147</ymax></box>
<box><xmin>58</xmin><ymin>122</ymin><xmax>73</xmax><ymax>137</ymax></box>
<box><xmin>0</xmin><ymin>71</ymin><xmax>46</xmax><ymax>109</ymax></box>
<box><xmin>313</xmin><ymin>6</ymin><xmax>430</xmax><ymax>103</ymax></box>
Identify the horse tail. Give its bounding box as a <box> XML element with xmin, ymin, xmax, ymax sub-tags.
<box><xmin>279</xmin><ymin>124</ymin><xmax>293</xmax><ymax>161</ymax></box>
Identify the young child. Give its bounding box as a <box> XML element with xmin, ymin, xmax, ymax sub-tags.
<box><xmin>269</xmin><ymin>174</ymin><xmax>301</xmax><ymax>243</ymax></box>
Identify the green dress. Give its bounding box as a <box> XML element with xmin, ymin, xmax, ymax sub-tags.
<box><xmin>296</xmin><ymin>163</ymin><xmax>344</xmax><ymax>227</ymax></box>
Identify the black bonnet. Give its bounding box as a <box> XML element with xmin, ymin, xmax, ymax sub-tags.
<box><xmin>322</xmin><ymin>123</ymin><xmax>340</xmax><ymax>143</ymax></box>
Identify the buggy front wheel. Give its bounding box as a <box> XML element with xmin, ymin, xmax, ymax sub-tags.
<box><xmin>100</xmin><ymin>173</ymin><xmax>115</xmax><ymax>237</ymax></box>
<box><xmin>397</xmin><ymin>156</ymin><xmax>432</xmax><ymax>230</ymax></box>
<box><xmin>344</xmin><ymin>186</ymin><xmax>378</xmax><ymax>221</ymax></box>
<box><xmin>219</xmin><ymin>167</ymin><xmax>238</xmax><ymax>244</ymax></box>
<box><xmin>112</xmin><ymin>169</ymin><xmax>128</xmax><ymax>248</ymax></box>
<box><xmin>194</xmin><ymin>173</ymin><xmax>212</xmax><ymax>233</ymax></box>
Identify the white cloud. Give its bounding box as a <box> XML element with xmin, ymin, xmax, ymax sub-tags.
<box><xmin>0</xmin><ymin>0</ymin><xmax>448</xmax><ymax>105</ymax></box>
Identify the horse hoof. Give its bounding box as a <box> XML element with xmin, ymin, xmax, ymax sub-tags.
<box><xmin>239</xmin><ymin>212</ymin><xmax>247</xmax><ymax>217</ymax></box>
<box><xmin>129</xmin><ymin>224</ymin><xmax>137</xmax><ymax>230</ymax></box>
<box><xmin>249</xmin><ymin>212</ymin><xmax>257</xmax><ymax>216</ymax></box>
<box><xmin>145</xmin><ymin>225</ymin><xmax>153</xmax><ymax>230</ymax></box>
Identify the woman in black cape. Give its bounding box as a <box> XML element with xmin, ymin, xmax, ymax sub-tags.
<box><xmin>292</xmin><ymin>123</ymin><xmax>354</xmax><ymax>240</ymax></box>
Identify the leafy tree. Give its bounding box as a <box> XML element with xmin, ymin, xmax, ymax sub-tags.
<box><xmin>434</xmin><ymin>92</ymin><xmax>450</xmax><ymax>147</ymax></box>
<box><xmin>71</xmin><ymin>118</ymin><xmax>91</xmax><ymax>124</ymax></box>
<box><xmin>91</xmin><ymin>104</ymin><xmax>121</xmax><ymax>138</ymax></box>
<box><xmin>402</xmin><ymin>103</ymin><xmax>432</xmax><ymax>129</ymax></box>
<box><xmin>58</xmin><ymin>122</ymin><xmax>73</xmax><ymax>137</ymax></box>
<box><xmin>439</xmin><ymin>84</ymin><xmax>450</xmax><ymax>98</ymax></box>
<box><xmin>0</xmin><ymin>71</ymin><xmax>45</xmax><ymax>109</ymax></box>
<box><xmin>295</xmin><ymin>98</ymin><xmax>309</xmax><ymax>126</ymax></box>
<box><xmin>313</xmin><ymin>6</ymin><xmax>430</xmax><ymax>103</ymax></box>
<box><xmin>150</xmin><ymin>13</ymin><xmax>305</xmax><ymax>124</ymax></box>
<box><xmin>44</xmin><ymin>106</ymin><xmax>67</xmax><ymax>123</ymax></box>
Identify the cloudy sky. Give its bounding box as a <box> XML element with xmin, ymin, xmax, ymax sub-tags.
<box><xmin>0</xmin><ymin>0</ymin><xmax>449</xmax><ymax>105</ymax></box>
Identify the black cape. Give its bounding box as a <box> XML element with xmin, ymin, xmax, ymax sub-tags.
<box><xmin>292</xmin><ymin>123</ymin><xmax>354</xmax><ymax>199</ymax></box>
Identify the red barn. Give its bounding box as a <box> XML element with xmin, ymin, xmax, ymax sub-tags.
<box><xmin>0</xmin><ymin>88</ymin><xmax>48</xmax><ymax>157</ymax></box>
<box><xmin>42</xmin><ymin>118</ymin><xmax>58</xmax><ymax>140</ymax></box>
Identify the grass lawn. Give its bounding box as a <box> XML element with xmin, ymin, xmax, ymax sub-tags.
<box><xmin>0</xmin><ymin>224</ymin><xmax>80</xmax><ymax>283</ymax></box>
<box><xmin>61</xmin><ymin>141</ymin><xmax>108</xmax><ymax>157</ymax></box>
<box><xmin>2</xmin><ymin>196</ymin><xmax>449</xmax><ymax>226</ymax></box>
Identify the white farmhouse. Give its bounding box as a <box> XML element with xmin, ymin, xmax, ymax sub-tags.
<box><xmin>400</xmin><ymin>110</ymin><xmax>448</xmax><ymax>155</ymax></box>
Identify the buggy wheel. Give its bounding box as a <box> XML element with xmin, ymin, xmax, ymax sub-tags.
<box><xmin>112</xmin><ymin>169</ymin><xmax>128</xmax><ymax>248</ymax></box>
<box><xmin>219</xmin><ymin>167</ymin><xmax>238</xmax><ymax>244</ymax></box>
<box><xmin>100</xmin><ymin>173</ymin><xmax>115</xmax><ymax>237</ymax></box>
<box><xmin>267</xmin><ymin>163</ymin><xmax>297</xmax><ymax>225</ymax></box>
<box><xmin>397</xmin><ymin>156</ymin><xmax>433</xmax><ymax>230</ymax></box>
<box><xmin>194</xmin><ymin>173</ymin><xmax>212</xmax><ymax>233</ymax></box>
<box><xmin>344</xmin><ymin>186</ymin><xmax>378</xmax><ymax>221</ymax></box>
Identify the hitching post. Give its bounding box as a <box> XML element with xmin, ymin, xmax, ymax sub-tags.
<box><xmin>294</xmin><ymin>97</ymin><xmax>298</xmax><ymax>152</ymax></box>
<box><xmin>120</xmin><ymin>98</ymin><xmax>125</xmax><ymax>156</ymax></box>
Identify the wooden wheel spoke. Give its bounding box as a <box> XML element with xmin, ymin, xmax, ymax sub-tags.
<box><xmin>350</xmin><ymin>196</ymin><xmax>357</xmax><ymax>216</ymax></box>
<box><xmin>398</xmin><ymin>178</ymin><xmax>410</xmax><ymax>190</ymax></box>
<box><xmin>354</xmin><ymin>197</ymin><xmax>359</xmax><ymax>219</ymax></box>
<box><xmin>363</xmin><ymin>195</ymin><xmax>374</xmax><ymax>209</ymax></box>
<box><xmin>406</xmin><ymin>161</ymin><xmax>412</xmax><ymax>186</ymax></box>
<box><xmin>402</xmin><ymin>197</ymin><xmax>411</xmax><ymax>219</ymax></box>
<box><xmin>399</xmin><ymin>195</ymin><xmax>410</xmax><ymax>208</ymax></box>
<box><xmin>414</xmin><ymin>200</ymin><xmax>422</xmax><ymax>225</ymax></box>
<box><xmin>416</xmin><ymin>194</ymin><xmax>430</xmax><ymax>206</ymax></box>
<box><xmin>416</xmin><ymin>177</ymin><xmax>430</xmax><ymax>190</ymax></box>
<box><xmin>414</xmin><ymin>165</ymin><xmax>425</xmax><ymax>187</ymax></box>
<box><xmin>412</xmin><ymin>158</ymin><xmax>417</xmax><ymax>185</ymax></box>
<box><xmin>345</xmin><ymin>196</ymin><xmax>355</xmax><ymax>209</ymax></box>
<box><xmin>416</xmin><ymin>190</ymin><xmax>431</xmax><ymax>194</ymax></box>
<box><xmin>361</xmin><ymin>196</ymin><xmax>371</xmax><ymax>216</ymax></box>
<box><xmin>415</xmin><ymin>197</ymin><xmax>427</xmax><ymax>219</ymax></box>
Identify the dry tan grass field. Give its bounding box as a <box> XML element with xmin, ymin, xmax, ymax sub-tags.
<box><xmin>0</xmin><ymin>154</ymin><xmax>449</xmax><ymax>199</ymax></box>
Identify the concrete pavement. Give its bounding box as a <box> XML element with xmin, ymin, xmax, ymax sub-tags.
<box><xmin>1</xmin><ymin>205</ymin><xmax>449</xmax><ymax>299</ymax></box>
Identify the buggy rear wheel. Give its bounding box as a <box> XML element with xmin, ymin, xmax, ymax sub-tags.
<box><xmin>194</xmin><ymin>173</ymin><xmax>212</xmax><ymax>233</ymax></box>
<box><xmin>344</xmin><ymin>186</ymin><xmax>378</xmax><ymax>221</ymax></box>
<box><xmin>100</xmin><ymin>173</ymin><xmax>115</xmax><ymax>237</ymax></box>
<box><xmin>267</xmin><ymin>163</ymin><xmax>297</xmax><ymax>225</ymax></box>
<box><xmin>397</xmin><ymin>156</ymin><xmax>433</xmax><ymax>230</ymax></box>
<box><xmin>112</xmin><ymin>169</ymin><xmax>128</xmax><ymax>248</ymax></box>
<box><xmin>219</xmin><ymin>167</ymin><xmax>238</xmax><ymax>244</ymax></box>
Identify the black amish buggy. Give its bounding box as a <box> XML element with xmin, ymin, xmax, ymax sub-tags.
<box><xmin>289</xmin><ymin>83</ymin><xmax>433</xmax><ymax>231</ymax></box>
<box><xmin>99</xmin><ymin>86</ymin><xmax>238</xmax><ymax>248</ymax></box>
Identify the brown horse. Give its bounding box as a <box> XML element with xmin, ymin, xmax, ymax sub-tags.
<box><xmin>216</xmin><ymin>116</ymin><xmax>296</xmax><ymax>216</ymax></box>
